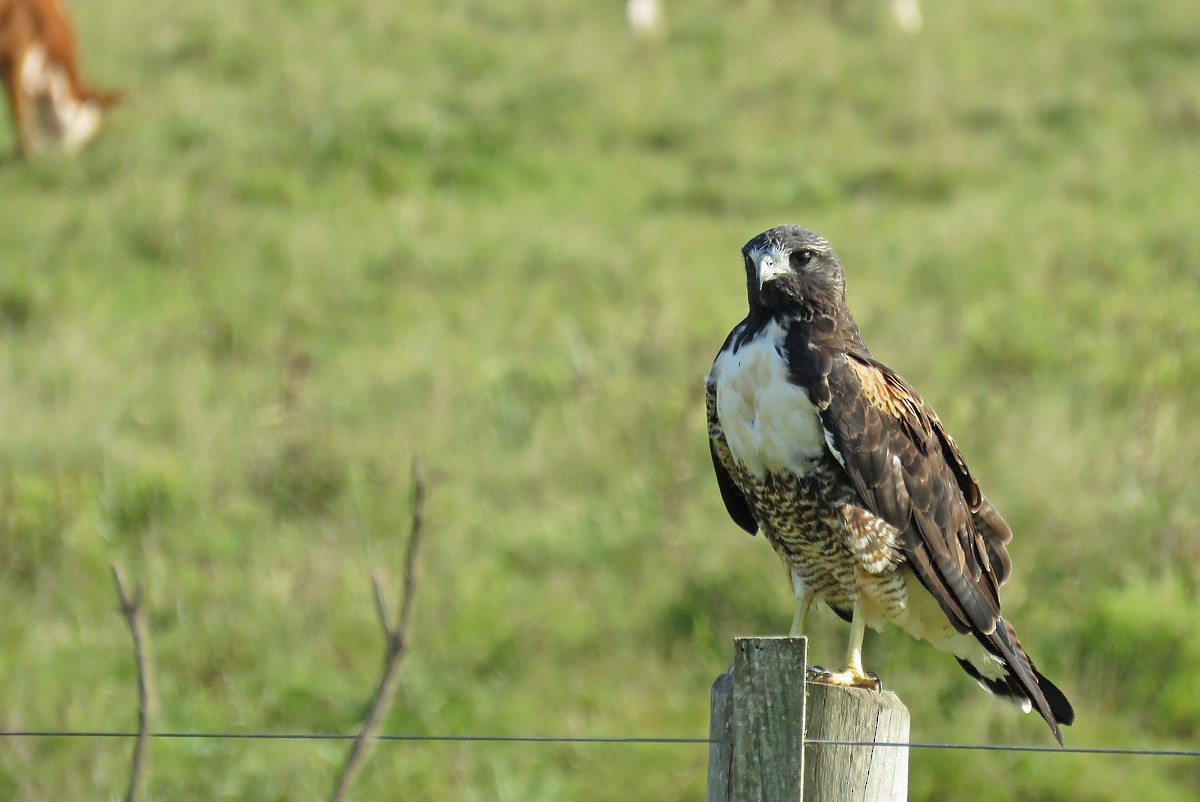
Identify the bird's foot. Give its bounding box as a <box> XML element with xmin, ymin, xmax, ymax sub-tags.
<box><xmin>806</xmin><ymin>665</ymin><xmax>882</xmax><ymax>691</ymax></box>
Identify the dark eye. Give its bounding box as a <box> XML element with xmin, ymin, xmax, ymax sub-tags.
<box><xmin>789</xmin><ymin>249</ymin><xmax>815</xmax><ymax>269</ymax></box>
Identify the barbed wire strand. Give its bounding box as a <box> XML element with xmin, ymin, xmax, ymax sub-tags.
<box><xmin>0</xmin><ymin>731</ymin><xmax>1196</xmax><ymax>757</ymax></box>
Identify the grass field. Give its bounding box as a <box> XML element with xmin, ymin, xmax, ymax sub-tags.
<box><xmin>1</xmin><ymin>1</ymin><xmax>1198</xmax><ymax>799</ymax></box>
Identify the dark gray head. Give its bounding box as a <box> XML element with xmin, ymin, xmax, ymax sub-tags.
<box><xmin>741</xmin><ymin>225</ymin><xmax>847</xmax><ymax>315</ymax></box>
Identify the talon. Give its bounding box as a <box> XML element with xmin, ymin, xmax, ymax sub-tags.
<box><xmin>805</xmin><ymin>667</ymin><xmax>882</xmax><ymax>690</ymax></box>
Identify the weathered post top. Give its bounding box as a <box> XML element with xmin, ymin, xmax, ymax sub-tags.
<box><xmin>706</xmin><ymin>636</ymin><xmax>910</xmax><ymax>802</ymax></box>
<box><xmin>804</xmin><ymin>681</ymin><xmax>910</xmax><ymax>802</ymax></box>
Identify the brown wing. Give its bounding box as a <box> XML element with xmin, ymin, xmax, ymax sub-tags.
<box><xmin>974</xmin><ymin>496</ymin><xmax>1013</xmax><ymax>587</ymax></box>
<box><xmin>819</xmin><ymin>351</ymin><xmax>1072</xmax><ymax>743</ymax></box>
<box><xmin>817</xmin><ymin>352</ymin><xmax>1007</xmax><ymax>635</ymax></box>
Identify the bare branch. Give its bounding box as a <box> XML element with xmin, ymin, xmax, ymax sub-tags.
<box><xmin>329</xmin><ymin>461</ymin><xmax>427</xmax><ymax>802</ymax></box>
<box><xmin>370</xmin><ymin>574</ymin><xmax>393</xmax><ymax>635</ymax></box>
<box><xmin>396</xmin><ymin>457</ymin><xmax>425</xmax><ymax>637</ymax></box>
<box><xmin>110</xmin><ymin>563</ymin><xmax>157</xmax><ymax>802</ymax></box>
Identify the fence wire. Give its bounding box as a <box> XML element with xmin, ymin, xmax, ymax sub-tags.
<box><xmin>1</xmin><ymin>730</ymin><xmax>1197</xmax><ymax>757</ymax></box>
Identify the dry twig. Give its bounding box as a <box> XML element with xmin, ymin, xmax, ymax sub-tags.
<box><xmin>110</xmin><ymin>563</ymin><xmax>157</xmax><ymax>802</ymax></box>
<box><xmin>329</xmin><ymin>460</ymin><xmax>426</xmax><ymax>802</ymax></box>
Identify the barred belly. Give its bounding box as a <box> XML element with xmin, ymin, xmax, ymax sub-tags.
<box><xmin>736</xmin><ymin>455</ymin><xmax>910</xmax><ymax>622</ymax></box>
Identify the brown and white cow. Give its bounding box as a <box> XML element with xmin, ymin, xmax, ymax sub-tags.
<box><xmin>0</xmin><ymin>0</ymin><xmax>121</xmax><ymax>157</ymax></box>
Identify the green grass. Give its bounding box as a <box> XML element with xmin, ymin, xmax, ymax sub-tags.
<box><xmin>2</xmin><ymin>0</ymin><xmax>1199</xmax><ymax>799</ymax></box>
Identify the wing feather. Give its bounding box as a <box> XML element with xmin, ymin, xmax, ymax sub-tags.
<box><xmin>710</xmin><ymin>436</ymin><xmax>757</xmax><ymax>535</ymax></box>
<box><xmin>819</xmin><ymin>353</ymin><xmax>1004</xmax><ymax>635</ymax></box>
<box><xmin>707</xmin><ymin>343</ymin><xmax>757</xmax><ymax>536</ymax></box>
<box><xmin>817</xmin><ymin>349</ymin><xmax>1071</xmax><ymax>743</ymax></box>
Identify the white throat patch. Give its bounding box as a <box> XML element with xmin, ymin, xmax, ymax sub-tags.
<box><xmin>710</xmin><ymin>319</ymin><xmax>827</xmax><ymax>478</ymax></box>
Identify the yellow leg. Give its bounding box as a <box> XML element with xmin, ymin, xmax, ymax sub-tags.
<box><xmin>843</xmin><ymin>605</ymin><xmax>867</xmax><ymax>676</ymax></box>
<box><xmin>789</xmin><ymin>575</ymin><xmax>814</xmax><ymax>637</ymax></box>
<box><xmin>806</xmin><ymin>600</ymin><xmax>881</xmax><ymax>690</ymax></box>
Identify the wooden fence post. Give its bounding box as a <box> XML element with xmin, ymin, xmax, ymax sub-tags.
<box><xmin>706</xmin><ymin>670</ymin><xmax>734</xmax><ymax>802</ymax></box>
<box><xmin>804</xmin><ymin>682</ymin><xmax>909</xmax><ymax>801</ymax></box>
<box><xmin>706</xmin><ymin>636</ymin><xmax>910</xmax><ymax>802</ymax></box>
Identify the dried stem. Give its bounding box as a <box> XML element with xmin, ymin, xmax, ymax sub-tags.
<box><xmin>396</xmin><ymin>460</ymin><xmax>425</xmax><ymax>636</ymax></box>
<box><xmin>110</xmin><ymin>563</ymin><xmax>157</xmax><ymax>802</ymax></box>
<box><xmin>371</xmin><ymin>574</ymin><xmax>394</xmax><ymax>635</ymax></box>
<box><xmin>329</xmin><ymin>460</ymin><xmax>426</xmax><ymax>802</ymax></box>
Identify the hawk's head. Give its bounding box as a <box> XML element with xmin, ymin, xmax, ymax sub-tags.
<box><xmin>742</xmin><ymin>225</ymin><xmax>846</xmax><ymax>315</ymax></box>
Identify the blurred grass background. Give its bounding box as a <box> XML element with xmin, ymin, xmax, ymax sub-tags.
<box><xmin>1</xmin><ymin>0</ymin><xmax>1198</xmax><ymax>799</ymax></box>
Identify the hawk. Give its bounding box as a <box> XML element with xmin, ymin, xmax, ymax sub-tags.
<box><xmin>706</xmin><ymin>225</ymin><xmax>1074</xmax><ymax>743</ymax></box>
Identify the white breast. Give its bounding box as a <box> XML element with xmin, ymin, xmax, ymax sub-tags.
<box><xmin>710</xmin><ymin>320</ymin><xmax>827</xmax><ymax>478</ymax></box>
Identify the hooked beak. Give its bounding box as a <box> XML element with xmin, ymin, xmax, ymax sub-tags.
<box><xmin>754</xmin><ymin>248</ymin><xmax>789</xmax><ymax>289</ymax></box>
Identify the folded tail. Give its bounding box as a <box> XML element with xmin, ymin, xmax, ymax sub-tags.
<box><xmin>959</xmin><ymin>618</ymin><xmax>1075</xmax><ymax>745</ymax></box>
